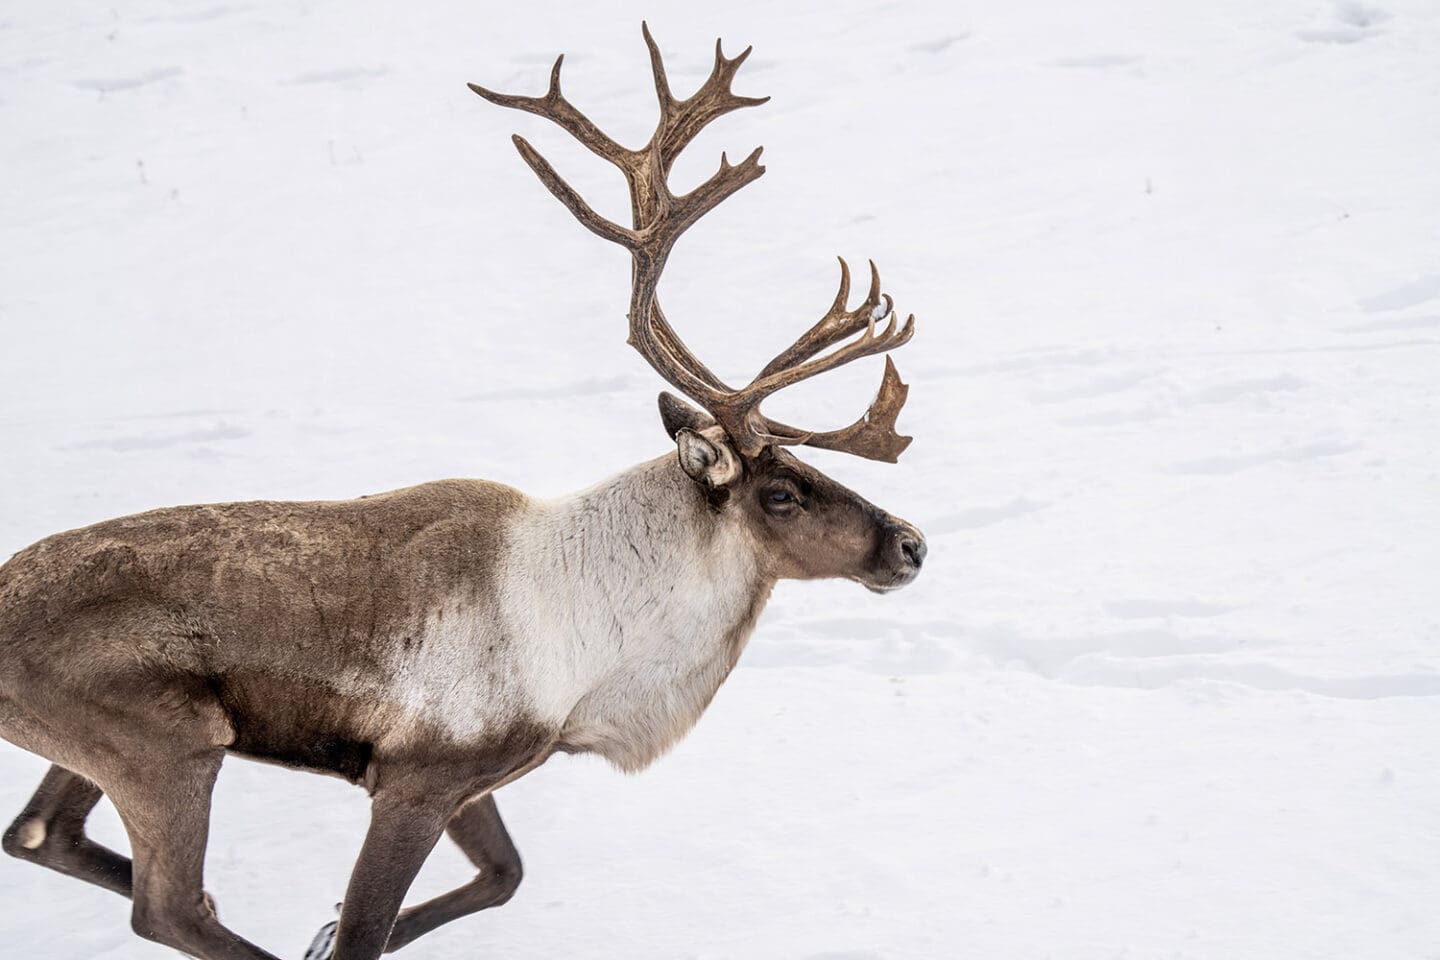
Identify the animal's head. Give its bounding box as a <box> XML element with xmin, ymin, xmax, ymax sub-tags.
<box><xmin>474</xmin><ymin>24</ymin><xmax>926</xmax><ymax>592</ymax></box>
<box><xmin>657</xmin><ymin>393</ymin><xmax>925</xmax><ymax>592</ymax></box>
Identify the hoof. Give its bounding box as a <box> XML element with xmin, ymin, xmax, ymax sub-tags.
<box><xmin>303</xmin><ymin>919</ymin><xmax>338</xmax><ymax>960</ymax></box>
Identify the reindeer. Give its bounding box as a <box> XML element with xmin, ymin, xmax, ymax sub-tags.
<box><xmin>0</xmin><ymin>25</ymin><xmax>925</xmax><ymax>960</ymax></box>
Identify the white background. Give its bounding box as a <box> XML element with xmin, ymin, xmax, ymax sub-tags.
<box><xmin>1</xmin><ymin>1</ymin><xmax>1437</xmax><ymax>957</ymax></box>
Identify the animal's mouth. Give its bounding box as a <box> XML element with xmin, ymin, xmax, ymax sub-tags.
<box><xmin>854</xmin><ymin>569</ymin><xmax>920</xmax><ymax>594</ymax></box>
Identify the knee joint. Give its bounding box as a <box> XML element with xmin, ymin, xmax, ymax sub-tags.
<box><xmin>489</xmin><ymin>858</ymin><xmax>523</xmax><ymax>904</ymax></box>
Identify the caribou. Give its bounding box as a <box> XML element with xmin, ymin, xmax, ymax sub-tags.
<box><xmin>0</xmin><ymin>25</ymin><xmax>925</xmax><ymax>960</ymax></box>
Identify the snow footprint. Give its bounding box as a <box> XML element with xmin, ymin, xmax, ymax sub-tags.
<box><xmin>909</xmin><ymin>34</ymin><xmax>970</xmax><ymax>55</ymax></box>
<box><xmin>1048</xmin><ymin>54</ymin><xmax>1142</xmax><ymax>69</ymax></box>
<box><xmin>1357</xmin><ymin>274</ymin><xmax>1440</xmax><ymax>313</ymax></box>
<box><xmin>1167</xmin><ymin>439</ymin><xmax>1360</xmax><ymax>475</ymax></box>
<box><xmin>1296</xmin><ymin>1</ymin><xmax>1391</xmax><ymax>44</ymax></box>
<box><xmin>74</xmin><ymin>67</ymin><xmax>182</xmax><ymax>93</ymax></box>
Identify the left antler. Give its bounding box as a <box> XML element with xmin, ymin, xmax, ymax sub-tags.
<box><xmin>471</xmin><ymin>23</ymin><xmax>916</xmax><ymax>462</ymax></box>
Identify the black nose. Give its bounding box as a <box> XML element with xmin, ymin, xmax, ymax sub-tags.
<box><xmin>898</xmin><ymin>532</ymin><xmax>926</xmax><ymax>570</ymax></box>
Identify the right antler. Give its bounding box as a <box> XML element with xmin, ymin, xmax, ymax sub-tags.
<box><xmin>470</xmin><ymin>24</ymin><xmax>916</xmax><ymax>462</ymax></box>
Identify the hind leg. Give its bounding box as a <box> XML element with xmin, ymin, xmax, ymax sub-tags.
<box><xmin>3</xmin><ymin>763</ymin><xmax>132</xmax><ymax>896</ymax></box>
<box><xmin>107</xmin><ymin>748</ymin><xmax>280</xmax><ymax>960</ymax></box>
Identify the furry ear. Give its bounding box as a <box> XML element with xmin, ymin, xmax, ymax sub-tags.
<box><xmin>658</xmin><ymin>391</ymin><xmax>716</xmax><ymax>439</ymax></box>
<box><xmin>675</xmin><ymin>427</ymin><xmax>742</xmax><ymax>489</ymax></box>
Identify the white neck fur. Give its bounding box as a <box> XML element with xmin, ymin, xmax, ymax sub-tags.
<box><xmin>497</xmin><ymin>453</ymin><xmax>773</xmax><ymax>771</ymax></box>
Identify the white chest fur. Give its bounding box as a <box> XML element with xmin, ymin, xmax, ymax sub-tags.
<box><xmin>495</xmin><ymin>457</ymin><xmax>770</xmax><ymax>771</ymax></box>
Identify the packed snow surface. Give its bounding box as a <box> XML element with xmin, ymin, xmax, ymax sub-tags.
<box><xmin>2</xmin><ymin>1</ymin><xmax>1438</xmax><ymax>958</ymax></box>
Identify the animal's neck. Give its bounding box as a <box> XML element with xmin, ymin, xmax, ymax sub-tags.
<box><xmin>537</xmin><ymin>453</ymin><xmax>765</xmax><ymax>643</ymax></box>
<box><xmin>505</xmin><ymin>453</ymin><xmax>774</xmax><ymax>770</ymax></box>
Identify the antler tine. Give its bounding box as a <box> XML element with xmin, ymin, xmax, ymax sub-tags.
<box><xmin>773</xmin><ymin>357</ymin><xmax>914</xmax><ymax>463</ymax></box>
<box><xmin>510</xmin><ymin>135</ymin><xmax>637</xmax><ymax>248</ymax></box>
<box><xmin>468</xmin><ymin>56</ymin><xmax>633</xmax><ymax>171</ymax></box>
<box><xmin>641</xmin><ymin>22</ymin><xmax>677</xmax><ymax>115</ymax></box>
<box><xmin>642</xmin><ymin>22</ymin><xmax>771</xmax><ymax>176</ymax></box>
<box><xmin>756</xmin><ymin>258</ymin><xmax>893</xmax><ymax>380</ymax></box>
<box><xmin>745</xmin><ymin>303</ymin><xmax>914</xmax><ymax>400</ymax></box>
<box><xmin>664</xmin><ymin>146</ymin><xmax>767</xmax><ymax>249</ymax></box>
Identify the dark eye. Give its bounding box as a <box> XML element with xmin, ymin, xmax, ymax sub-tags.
<box><xmin>761</xmin><ymin>484</ymin><xmax>803</xmax><ymax>514</ymax></box>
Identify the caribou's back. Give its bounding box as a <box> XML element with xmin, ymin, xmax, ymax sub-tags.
<box><xmin>0</xmin><ymin>478</ymin><xmax>525</xmax><ymax>781</ymax></box>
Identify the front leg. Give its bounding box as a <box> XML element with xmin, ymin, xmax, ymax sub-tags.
<box><xmin>383</xmin><ymin>793</ymin><xmax>522</xmax><ymax>952</ymax></box>
<box><xmin>327</xmin><ymin>790</ymin><xmax>455</xmax><ymax>960</ymax></box>
<box><xmin>309</xmin><ymin>728</ymin><xmax>556</xmax><ymax>959</ymax></box>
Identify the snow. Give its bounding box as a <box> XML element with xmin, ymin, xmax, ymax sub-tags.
<box><xmin>2</xmin><ymin>1</ymin><xmax>1438</xmax><ymax>957</ymax></box>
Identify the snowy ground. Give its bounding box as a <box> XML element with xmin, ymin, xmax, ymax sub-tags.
<box><xmin>2</xmin><ymin>1</ymin><xmax>1438</xmax><ymax>958</ymax></box>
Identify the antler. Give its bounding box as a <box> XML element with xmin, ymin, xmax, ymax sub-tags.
<box><xmin>470</xmin><ymin>24</ymin><xmax>915</xmax><ymax>462</ymax></box>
